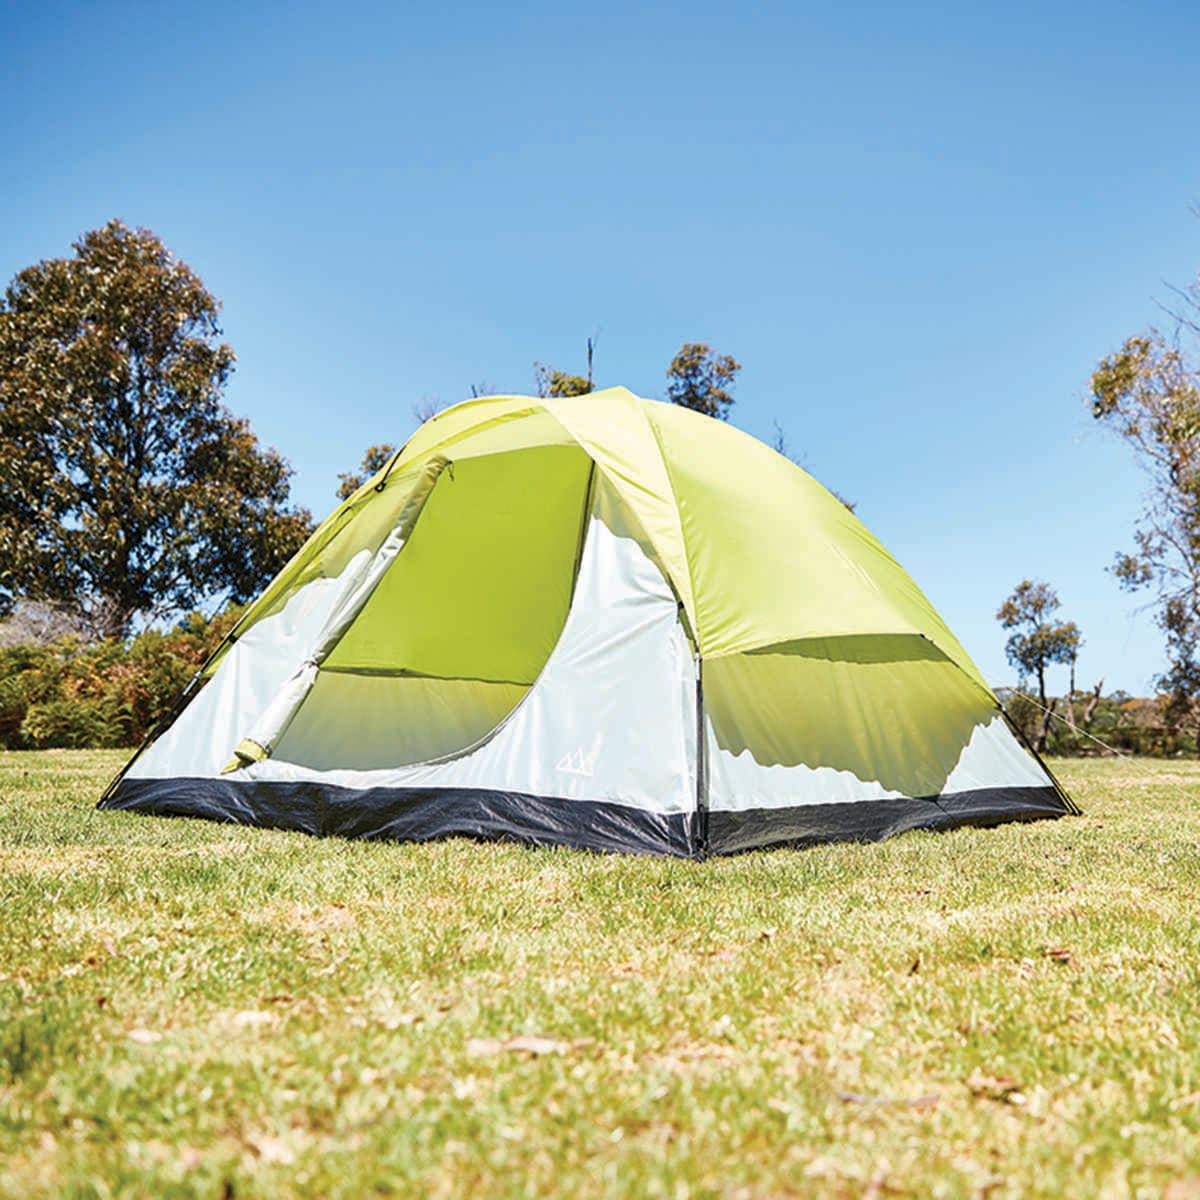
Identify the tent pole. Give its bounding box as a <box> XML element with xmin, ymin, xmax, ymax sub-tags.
<box><xmin>1000</xmin><ymin>707</ymin><xmax>1080</xmax><ymax>816</ymax></box>
<box><xmin>694</xmin><ymin>653</ymin><xmax>709</xmax><ymax>858</ymax></box>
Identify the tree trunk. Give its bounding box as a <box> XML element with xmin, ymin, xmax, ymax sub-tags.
<box><xmin>88</xmin><ymin>593</ymin><xmax>135</xmax><ymax>642</ymax></box>
<box><xmin>1082</xmin><ymin>680</ymin><xmax>1104</xmax><ymax>727</ymax></box>
<box><xmin>1036</xmin><ymin>665</ymin><xmax>1052</xmax><ymax>752</ymax></box>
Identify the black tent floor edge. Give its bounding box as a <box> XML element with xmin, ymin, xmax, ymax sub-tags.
<box><xmin>102</xmin><ymin>776</ymin><xmax>695</xmax><ymax>857</ymax></box>
<box><xmin>102</xmin><ymin>778</ymin><xmax>1068</xmax><ymax>858</ymax></box>
<box><xmin>707</xmin><ymin>786</ymin><xmax>1068</xmax><ymax>855</ymax></box>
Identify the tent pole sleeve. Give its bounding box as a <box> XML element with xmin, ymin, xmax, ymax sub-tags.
<box><xmin>223</xmin><ymin>455</ymin><xmax>451</xmax><ymax>771</ymax></box>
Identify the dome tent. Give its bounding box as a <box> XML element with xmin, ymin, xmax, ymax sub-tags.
<box><xmin>100</xmin><ymin>387</ymin><xmax>1076</xmax><ymax>856</ymax></box>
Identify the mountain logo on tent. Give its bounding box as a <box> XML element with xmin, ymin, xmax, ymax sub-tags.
<box><xmin>555</xmin><ymin>748</ymin><xmax>596</xmax><ymax>777</ymax></box>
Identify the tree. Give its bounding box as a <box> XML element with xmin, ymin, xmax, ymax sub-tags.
<box><xmin>337</xmin><ymin>443</ymin><xmax>398</xmax><ymax>500</ymax></box>
<box><xmin>665</xmin><ymin>342</ymin><xmax>740</xmax><ymax>420</ymax></box>
<box><xmin>996</xmin><ymin>580</ymin><xmax>1081</xmax><ymax>751</ymax></box>
<box><xmin>1090</xmin><ymin>326</ymin><xmax>1200</xmax><ymax>741</ymax></box>
<box><xmin>534</xmin><ymin>339</ymin><xmax>596</xmax><ymax>398</ymax></box>
<box><xmin>534</xmin><ymin>365</ymin><xmax>591</xmax><ymax>397</ymax></box>
<box><xmin>0</xmin><ymin>221</ymin><xmax>312</xmax><ymax>639</ymax></box>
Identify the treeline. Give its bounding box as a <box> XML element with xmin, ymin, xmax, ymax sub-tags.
<box><xmin>1000</xmin><ymin>689</ymin><xmax>1195</xmax><ymax>758</ymax></box>
<box><xmin>0</xmin><ymin>608</ymin><xmax>239</xmax><ymax>750</ymax></box>
<box><xmin>7</xmin><ymin>605</ymin><xmax>1189</xmax><ymax>757</ymax></box>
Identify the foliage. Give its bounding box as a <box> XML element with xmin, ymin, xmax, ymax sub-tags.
<box><xmin>533</xmin><ymin>362</ymin><xmax>591</xmax><ymax>397</ymax></box>
<box><xmin>1158</xmin><ymin>595</ymin><xmax>1200</xmax><ymax>736</ymax></box>
<box><xmin>665</xmin><ymin>342</ymin><xmax>740</xmax><ymax>420</ymax></box>
<box><xmin>336</xmin><ymin>443</ymin><xmax>398</xmax><ymax>501</ymax></box>
<box><xmin>0</xmin><ymin>606</ymin><xmax>241</xmax><ymax>750</ymax></box>
<box><xmin>0</xmin><ymin>220</ymin><xmax>312</xmax><ymax>639</ymax></box>
<box><xmin>2</xmin><ymin>752</ymin><xmax>1200</xmax><ymax>1196</ymax></box>
<box><xmin>997</xmin><ymin>685</ymin><xmax>1194</xmax><ymax>756</ymax></box>
<box><xmin>996</xmin><ymin>580</ymin><xmax>1081</xmax><ymax>750</ymax></box>
<box><xmin>1091</xmin><ymin>318</ymin><xmax>1200</xmax><ymax>739</ymax></box>
<box><xmin>534</xmin><ymin>337</ymin><xmax>595</xmax><ymax>398</ymax></box>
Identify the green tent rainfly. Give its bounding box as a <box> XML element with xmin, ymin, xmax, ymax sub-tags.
<box><xmin>100</xmin><ymin>388</ymin><xmax>1076</xmax><ymax>856</ymax></box>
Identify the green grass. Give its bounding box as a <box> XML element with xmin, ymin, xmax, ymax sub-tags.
<box><xmin>1</xmin><ymin>752</ymin><xmax>1199</xmax><ymax>1198</ymax></box>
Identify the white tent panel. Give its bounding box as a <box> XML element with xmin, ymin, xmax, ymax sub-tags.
<box><xmin>128</xmin><ymin>552</ymin><xmax>370</xmax><ymax>781</ymax></box>
<box><xmin>941</xmin><ymin>714</ymin><xmax>1054</xmax><ymax>793</ymax></box>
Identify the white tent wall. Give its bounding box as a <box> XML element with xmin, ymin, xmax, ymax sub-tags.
<box><xmin>126</xmin><ymin>550</ymin><xmax>371</xmax><ymax>781</ymax></box>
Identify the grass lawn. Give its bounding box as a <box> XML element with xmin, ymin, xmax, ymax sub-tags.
<box><xmin>1</xmin><ymin>752</ymin><xmax>1198</xmax><ymax>1198</ymax></box>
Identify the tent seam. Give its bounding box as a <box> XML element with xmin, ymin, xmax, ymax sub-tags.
<box><xmin>638</xmin><ymin>404</ymin><xmax>708</xmax><ymax>856</ymax></box>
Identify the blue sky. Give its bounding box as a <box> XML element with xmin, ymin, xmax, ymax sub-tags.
<box><xmin>4</xmin><ymin>0</ymin><xmax>1199</xmax><ymax>694</ymax></box>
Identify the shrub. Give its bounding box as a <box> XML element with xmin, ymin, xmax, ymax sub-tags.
<box><xmin>0</xmin><ymin>606</ymin><xmax>243</xmax><ymax>750</ymax></box>
<box><xmin>19</xmin><ymin>695</ymin><xmax>129</xmax><ymax>749</ymax></box>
